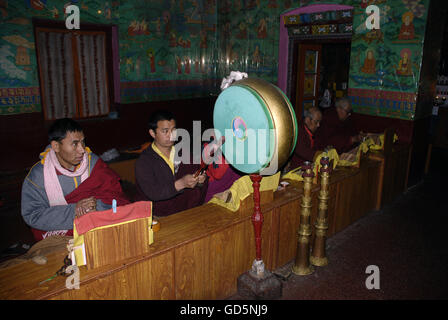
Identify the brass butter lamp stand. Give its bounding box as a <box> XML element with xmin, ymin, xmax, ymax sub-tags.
<box><xmin>310</xmin><ymin>157</ymin><xmax>331</xmax><ymax>266</ymax></box>
<box><xmin>292</xmin><ymin>161</ymin><xmax>315</xmax><ymax>276</ymax></box>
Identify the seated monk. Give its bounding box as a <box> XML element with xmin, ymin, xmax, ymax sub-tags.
<box><xmin>21</xmin><ymin>118</ymin><xmax>130</xmax><ymax>241</ymax></box>
<box><xmin>288</xmin><ymin>106</ymin><xmax>322</xmax><ymax>169</ymax></box>
<box><xmin>316</xmin><ymin>97</ymin><xmax>365</xmax><ymax>154</ymax></box>
<box><xmin>134</xmin><ymin>110</ymin><xmax>208</xmax><ymax>217</ymax></box>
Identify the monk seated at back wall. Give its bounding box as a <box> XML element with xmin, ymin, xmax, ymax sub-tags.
<box><xmin>316</xmin><ymin>97</ymin><xmax>366</xmax><ymax>154</ymax></box>
<box><xmin>288</xmin><ymin>106</ymin><xmax>323</xmax><ymax>169</ymax></box>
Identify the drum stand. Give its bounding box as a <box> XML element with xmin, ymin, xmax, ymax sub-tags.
<box><xmin>237</xmin><ymin>173</ymin><xmax>283</xmax><ymax>299</ymax></box>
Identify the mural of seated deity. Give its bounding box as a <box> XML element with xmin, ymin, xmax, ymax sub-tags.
<box><xmin>398</xmin><ymin>11</ymin><xmax>415</xmax><ymax>40</ymax></box>
<box><xmin>395</xmin><ymin>48</ymin><xmax>413</xmax><ymax>76</ymax></box>
<box><xmin>361</xmin><ymin>49</ymin><xmax>376</xmax><ymax>74</ymax></box>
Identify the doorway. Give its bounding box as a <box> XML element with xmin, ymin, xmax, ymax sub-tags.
<box><xmin>291</xmin><ymin>39</ymin><xmax>351</xmax><ymax>122</ymax></box>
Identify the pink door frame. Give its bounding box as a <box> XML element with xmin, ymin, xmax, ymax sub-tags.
<box><xmin>277</xmin><ymin>4</ymin><xmax>353</xmax><ymax>93</ymax></box>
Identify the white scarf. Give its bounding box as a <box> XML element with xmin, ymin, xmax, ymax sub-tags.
<box><xmin>43</xmin><ymin>148</ymin><xmax>89</xmax><ymax>206</ymax></box>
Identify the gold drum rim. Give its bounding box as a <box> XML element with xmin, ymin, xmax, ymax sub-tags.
<box><xmin>231</xmin><ymin>78</ymin><xmax>298</xmax><ymax>171</ymax></box>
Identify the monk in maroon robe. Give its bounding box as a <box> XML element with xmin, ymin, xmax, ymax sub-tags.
<box><xmin>21</xmin><ymin>118</ymin><xmax>130</xmax><ymax>241</ymax></box>
<box><xmin>289</xmin><ymin>106</ymin><xmax>322</xmax><ymax>169</ymax></box>
<box><xmin>134</xmin><ymin>110</ymin><xmax>208</xmax><ymax>217</ymax></box>
<box><xmin>315</xmin><ymin>97</ymin><xmax>365</xmax><ymax>154</ymax></box>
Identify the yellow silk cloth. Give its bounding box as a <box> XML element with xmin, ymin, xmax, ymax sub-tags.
<box><xmin>338</xmin><ymin>132</ymin><xmax>399</xmax><ymax>166</ymax></box>
<box><xmin>338</xmin><ymin>139</ymin><xmax>371</xmax><ymax>167</ymax></box>
<box><xmin>282</xmin><ymin>148</ymin><xmax>339</xmax><ymax>182</ymax></box>
<box><xmin>208</xmin><ymin>172</ymin><xmax>280</xmax><ymax>212</ymax></box>
<box><xmin>282</xmin><ymin>132</ymin><xmax>399</xmax><ymax>181</ymax></box>
<box><xmin>366</xmin><ymin>133</ymin><xmax>399</xmax><ymax>151</ymax></box>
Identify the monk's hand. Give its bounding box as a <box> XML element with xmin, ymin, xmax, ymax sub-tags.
<box><xmin>75</xmin><ymin>197</ymin><xmax>97</xmax><ymax>218</ymax></box>
<box><xmin>175</xmin><ymin>174</ymin><xmax>199</xmax><ymax>190</ymax></box>
<box><xmin>197</xmin><ymin>172</ymin><xmax>207</xmax><ymax>184</ymax></box>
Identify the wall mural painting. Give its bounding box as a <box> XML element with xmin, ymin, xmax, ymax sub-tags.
<box><xmin>0</xmin><ymin>0</ymin><xmax>432</xmax><ymax>118</ymax></box>
<box><xmin>217</xmin><ymin>0</ymin><xmax>296</xmax><ymax>85</ymax></box>
<box><xmin>118</xmin><ymin>0</ymin><xmax>220</xmax><ymax>103</ymax></box>
<box><xmin>0</xmin><ymin>0</ymin><xmax>119</xmax><ymax>115</ymax></box>
<box><xmin>348</xmin><ymin>0</ymin><xmax>429</xmax><ymax>120</ymax></box>
<box><xmin>0</xmin><ymin>0</ymin><xmax>220</xmax><ymax>113</ymax></box>
<box><xmin>0</xmin><ymin>3</ymin><xmax>39</xmax><ymax>115</ymax></box>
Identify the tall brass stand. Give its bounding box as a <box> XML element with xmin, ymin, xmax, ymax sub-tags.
<box><xmin>292</xmin><ymin>162</ymin><xmax>314</xmax><ymax>276</ymax></box>
<box><xmin>310</xmin><ymin>157</ymin><xmax>331</xmax><ymax>267</ymax></box>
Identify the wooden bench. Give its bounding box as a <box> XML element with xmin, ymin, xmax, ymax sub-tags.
<box><xmin>0</xmin><ymin>157</ymin><xmax>387</xmax><ymax>300</ymax></box>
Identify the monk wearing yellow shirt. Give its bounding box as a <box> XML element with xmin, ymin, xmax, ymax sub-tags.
<box><xmin>134</xmin><ymin>110</ymin><xmax>208</xmax><ymax>217</ymax></box>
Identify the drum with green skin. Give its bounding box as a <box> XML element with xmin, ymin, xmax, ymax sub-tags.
<box><xmin>213</xmin><ymin>78</ymin><xmax>298</xmax><ymax>175</ymax></box>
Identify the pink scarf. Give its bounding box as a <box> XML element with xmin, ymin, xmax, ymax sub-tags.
<box><xmin>43</xmin><ymin>148</ymin><xmax>89</xmax><ymax>206</ymax></box>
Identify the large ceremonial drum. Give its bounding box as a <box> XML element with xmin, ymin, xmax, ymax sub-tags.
<box><xmin>213</xmin><ymin>78</ymin><xmax>298</xmax><ymax>174</ymax></box>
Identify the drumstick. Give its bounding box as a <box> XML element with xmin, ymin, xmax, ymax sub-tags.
<box><xmin>194</xmin><ymin>136</ymin><xmax>226</xmax><ymax>178</ymax></box>
<box><xmin>193</xmin><ymin>163</ymin><xmax>208</xmax><ymax>178</ymax></box>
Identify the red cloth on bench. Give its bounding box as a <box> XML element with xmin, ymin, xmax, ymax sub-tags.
<box><xmin>74</xmin><ymin>201</ymin><xmax>152</xmax><ymax>235</ymax></box>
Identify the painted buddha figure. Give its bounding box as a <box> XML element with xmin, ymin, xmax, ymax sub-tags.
<box><xmin>398</xmin><ymin>11</ymin><xmax>415</xmax><ymax>40</ymax></box>
<box><xmin>396</xmin><ymin>49</ymin><xmax>413</xmax><ymax>76</ymax></box>
<box><xmin>361</xmin><ymin>49</ymin><xmax>376</xmax><ymax>74</ymax></box>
